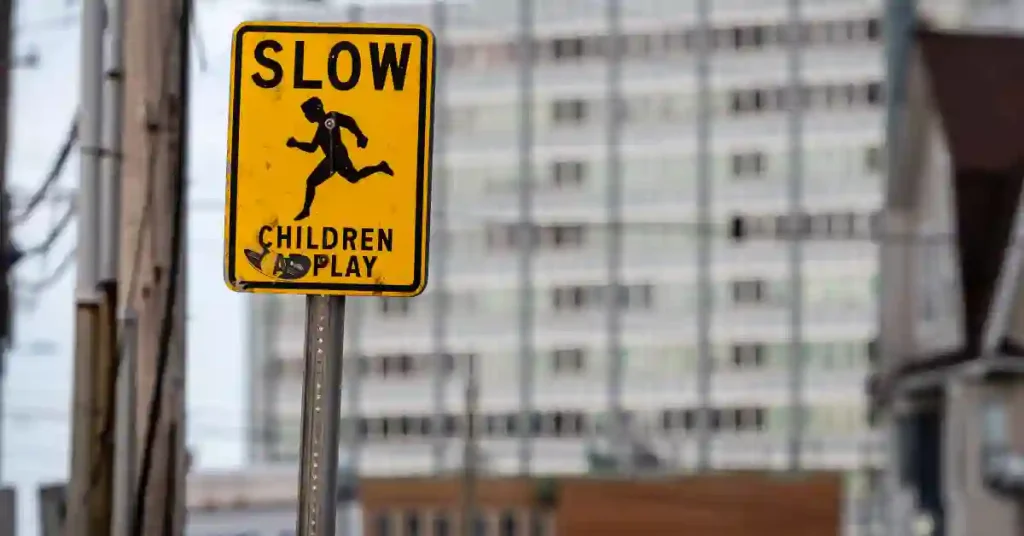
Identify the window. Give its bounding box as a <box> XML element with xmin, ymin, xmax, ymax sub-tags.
<box><xmin>740</xmin><ymin>407</ymin><xmax>766</xmax><ymax>431</ymax></box>
<box><xmin>866</xmin><ymin>82</ymin><xmax>882</xmax><ymax>104</ymax></box>
<box><xmin>499</xmin><ymin>511</ymin><xmax>518</xmax><ymax>536</ymax></box>
<box><xmin>552</xmin><ymin>160</ymin><xmax>586</xmax><ymax>188</ymax></box>
<box><xmin>530</xmin><ymin>412</ymin><xmax>543</xmax><ymax>434</ymax></box>
<box><xmin>543</xmin><ymin>225</ymin><xmax>585</xmax><ymax>248</ymax></box>
<box><xmin>438</xmin><ymin>353</ymin><xmax>456</xmax><ymax>374</ymax></box>
<box><xmin>731</xmin><ymin>151</ymin><xmax>766</xmax><ymax>178</ymax></box>
<box><xmin>473</xmin><ymin>515</ymin><xmax>488</xmax><ymax>536</ymax></box>
<box><xmin>729</xmin><ymin>215</ymin><xmax>762</xmax><ymax>241</ymax></box>
<box><xmin>487</xmin><ymin>224</ymin><xmax>586</xmax><ymax>250</ymax></box>
<box><xmin>618</xmin><ymin>283</ymin><xmax>654</xmax><ymax>309</ymax></box>
<box><xmin>552</xmin><ymin>285</ymin><xmax>599</xmax><ymax>311</ymax></box>
<box><xmin>626</xmin><ymin>34</ymin><xmax>652</xmax><ymax>57</ymax></box>
<box><xmin>546</xmin><ymin>410</ymin><xmax>585</xmax><ymax>436</ymax></box>
<box><xmin>374</xmin><ymin>512</ymin><xmax>392</xmax><ymax>536</ymax></box>
<box><xmin>486</xmin><ymin>224</ymin><xmax>525</xmax><ymax>250</ymax></box>
<box><xmin>729</xmin><ymin>89</ymin><xmax>760</xmax><ymax>114</ymax></box>
<box><xmin>552</xmin><ymin>37</ymin><xmax>585</xmax><ymax>60</ymax></box>
<box><xmin>380</xmin><ymin>297</ymin><xmax>411</xmax><ymax>316</ymax></box>
<box><xmin>551</xmin><ymin>348</ymin><xmax>586</xmax><ymax>374</ymax></box>
<box><xmin>982</xmin><ymin>400</ymin><xmax>1009</xmax><ymax>447</ymax></box>
<box><xmin>731</xmin><ymin>344</ymin><xmax>765</xmax><ymax>368</ymax></box>
<box><xmin>552</xmin><ymin>99</ymin><xmax>588</xmax><ymax>124</ymax></box>
<box><xmin>503</xmin><ymin>413</ymin><xmax>519</xmax><ymax>435</ymax></box>
<box><xmin>826</xmin><ymin>20</ymin><xmax>854</xmax><ymax>43</ymax></box>
<box><xmin>484</xmin><ymin>415</ymin><xmax>505</xmax><ymax>436</ymax></box>
<box><xmin>529</xmin><ymin>513</ymin><xmax>547</xmax><ymax>536</ymax></box>
<box><xmin>404</xmin><ymin>511</ymin><xmax>421</xmax><ymax>536</ymax></box>
<box><xmin>551</xmin><ymin>283</ymin><xmax>654</xmax><ymax>311</ymax></box>
<box><xmin>865</xmin><ymin>146</ymin><xmax>882</xmax><ymax>173</ymax></box>
<box><xmin>866</xmin><ymin>18</ymin><xmax>881</xmax><ymax>40</ymax></box>
<box><xmin>394</xmin><ymin>354</ymin><xmax>415</xmax><ymax>376</ymax></box>
<box><xmin>731</xmin><ymin>279</ymin><xmax>767</xmax><ymax>305</ymax></box>
<box><xmin>433</xmin><ymin>513</ymin><xmax>451</xmax><ymax>536</ymax></box>
<box><xmin>376</xmin><ymin>354</ymin><xmax>415</xmax><ymax>379</ymax></box>
<box><xmin>734</xmin><ymin>26</ymin><xmax>765</xmax><ymax>49</ymax></box>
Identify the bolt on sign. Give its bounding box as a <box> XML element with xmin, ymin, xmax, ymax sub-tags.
<box><xmin>223</xmin><ymin>22</ymin><xmax>436</xmax><ymax>297</ymax></box>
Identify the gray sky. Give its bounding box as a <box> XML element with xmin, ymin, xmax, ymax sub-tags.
<box><xmin>5</xmin><ymin>0</ymin><xmax>265</xmax><ymax>532</ymax></box>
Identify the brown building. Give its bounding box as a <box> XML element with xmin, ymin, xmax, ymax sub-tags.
<box><xmin>360</xmin><ymin>472</ymin><xmax>842</xmax><ymax>536</ymax></box>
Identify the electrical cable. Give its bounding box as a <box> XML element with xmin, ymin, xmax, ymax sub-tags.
<box><xmin>131</xmin><ymin>1</ymin><xmax>190</xmax><ymax>533</ymax></box>
<box><xmin>189</xmin><ymin>4</ymin><xmax>207</xmax><ymax>73</ymax></box>
<box><xmin>18</xmin><ymin>245</ymin><xmax>75</xmax><ymax>293</ymax></box>
<box><xmin>12</xmin><ymin>118</ymin><xmax>77</xmax><ymax>225</ymax></box>
<box><xmin>18</xmin><ymin>200</ymin><xmax>74</xmax><ymax>257</ymax></box>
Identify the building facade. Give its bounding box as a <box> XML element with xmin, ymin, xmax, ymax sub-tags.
<box><xmin>185</xmin><ymin>469</ymin><xmax>842</xmax><ymax>536</ymax></box>
<box><xmin>246</xmin><ymin>0</ymin><xmax>884</xmax><ymax>486</ymax></box>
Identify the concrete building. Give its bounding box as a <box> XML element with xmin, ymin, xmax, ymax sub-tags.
<box><xmin>246</xmin><ymin>0</ymin><xmax>883</xmax><ymax>499</ymax></box>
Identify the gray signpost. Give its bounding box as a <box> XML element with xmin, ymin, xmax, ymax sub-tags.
<box><xmin>297</xmin><ymin>296</ymin><xmax>346</xmax><ymax>536</ymax></box>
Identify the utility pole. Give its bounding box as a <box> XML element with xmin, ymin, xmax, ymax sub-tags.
<box><xmin>0</xmin><ymin>0</ymin><xmax>14</xmax><ymax>487</ymax></box>
<box><xmin>119</xmin><ymin>0</ymin><xmax>189</xmax><ymax>534</ymax></box>
<box><xmin>67</xmin><ymin>2</ymin><xmax>115</xmax><ymax>536</ymax></box>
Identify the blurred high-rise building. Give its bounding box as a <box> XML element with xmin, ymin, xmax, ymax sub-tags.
<box><xmin>245</xmin><ymin>0</ymin><xmax>884</xmax><ymax>488</ymax></box>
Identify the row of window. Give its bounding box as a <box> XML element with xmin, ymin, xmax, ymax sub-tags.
<box><xmin>729</xmin><ymin>81</ymin><xmax>881</xmax><ymax>115</ymax></box>
<box><xmin>446</xmin><ymin>80</ymin><xmax>883</xmax><ymax>133</ymax></box>
<box><xmin>376</xmin><ymin>283</ymin><xmax>656</xmax><ymax>316</ymax></box>
<box><xmin>333</xmin><ymin>339</ymin><xmax>868</xmax><ymax>380</ymax></box>
<box><xmin>479</xmin><ymin>211</ymin><xmax>878</xmax><ymax>253</ymax></box>
<box><xmin>372</xmin><ymin>275</ymin><xmax>874</xmax><ymax>317</ymax></box>
<box><xmin>443</xmin><ymin>17</ymin><xmax>881</xmax><ymax>69</ymax></box>
<box><xmin>468</xmin><ymin>145</ymin><xmax>881</xmax><ymax>194</ymax></box>
<box><xmin>730</xmin><ymin>211</ymin><xmax>879</xmax><ymax>242</ymax></box>
<box><xmin>336</xmin><ymin>404</ymin><xmax>864</xmax><ymax>442</ymax></box>
<box><xmin>454</xmin><ymin>144</ymin><xmax>882</xmax><ymax>195</ymax></box>
<box><xmin>370</xmin><ymin>509</ymin><xmax>552</xmax><ymax>536</ymax></box>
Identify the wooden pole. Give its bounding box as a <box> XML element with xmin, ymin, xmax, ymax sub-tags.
<box><xmin>120</xmin><ymin>0</ymin><xmax>188</xmax><ymax>534</ymax></box>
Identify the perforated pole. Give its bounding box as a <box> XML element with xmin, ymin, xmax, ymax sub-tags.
<box><xmin>296</xmin><ymin>295</ymin><xmax>346</xmax><ymax>536</ymax></box>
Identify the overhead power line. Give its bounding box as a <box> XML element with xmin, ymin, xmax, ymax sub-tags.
<box><xmin>13</xmin><ymin>118</ymin><xmax>78</xmax><ymax>225</ymax></box>
<box><xmin>19</xmin><ymin>201</ymin><xmax>74</xmax><ymax>257</ymax></box>
<box><xmin>19</xmin><ymin>246</ymin><xmax>75</xmax><ymax>294</ymax></box>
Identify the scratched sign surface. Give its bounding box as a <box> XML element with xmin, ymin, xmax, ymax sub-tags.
<box><xmin>223</xmin><ymin>22</ymin><xmax>436</xmax><ymax>297</ymax></box>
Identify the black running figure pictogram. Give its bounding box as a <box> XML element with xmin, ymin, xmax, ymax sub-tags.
<box><xmin>286</xmin><ymin>96</ymin><xmax>394</xmax><ymax>221</ymax></box>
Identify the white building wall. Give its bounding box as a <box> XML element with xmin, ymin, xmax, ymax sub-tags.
<box><xmin>246</xmin><ymin>0</ymin><xmax>885</xmax><ymax>486</ymax></box>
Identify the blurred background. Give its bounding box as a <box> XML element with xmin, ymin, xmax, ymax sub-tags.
<box><xmin>3</xmin><ymin>0</ymin><xmax>1024</xmax><ymax>535</ymax></box>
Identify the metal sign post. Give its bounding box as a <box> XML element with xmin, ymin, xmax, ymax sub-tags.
<box><xmin>297</xmin><ymin>295</ymin><xmax>346</xmax><ymax>536</ymax></box>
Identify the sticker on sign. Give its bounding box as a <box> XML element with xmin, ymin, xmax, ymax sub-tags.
<box><xmin>223</xmin><ymin>22</ymin><xmax>436</xmax><ymax>297</ymax></box>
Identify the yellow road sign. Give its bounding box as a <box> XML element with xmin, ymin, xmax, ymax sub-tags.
<box><xmin>224</xmin><ymin>22</ymin><xmax>436</xmax><ymax>297</ymax></box>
